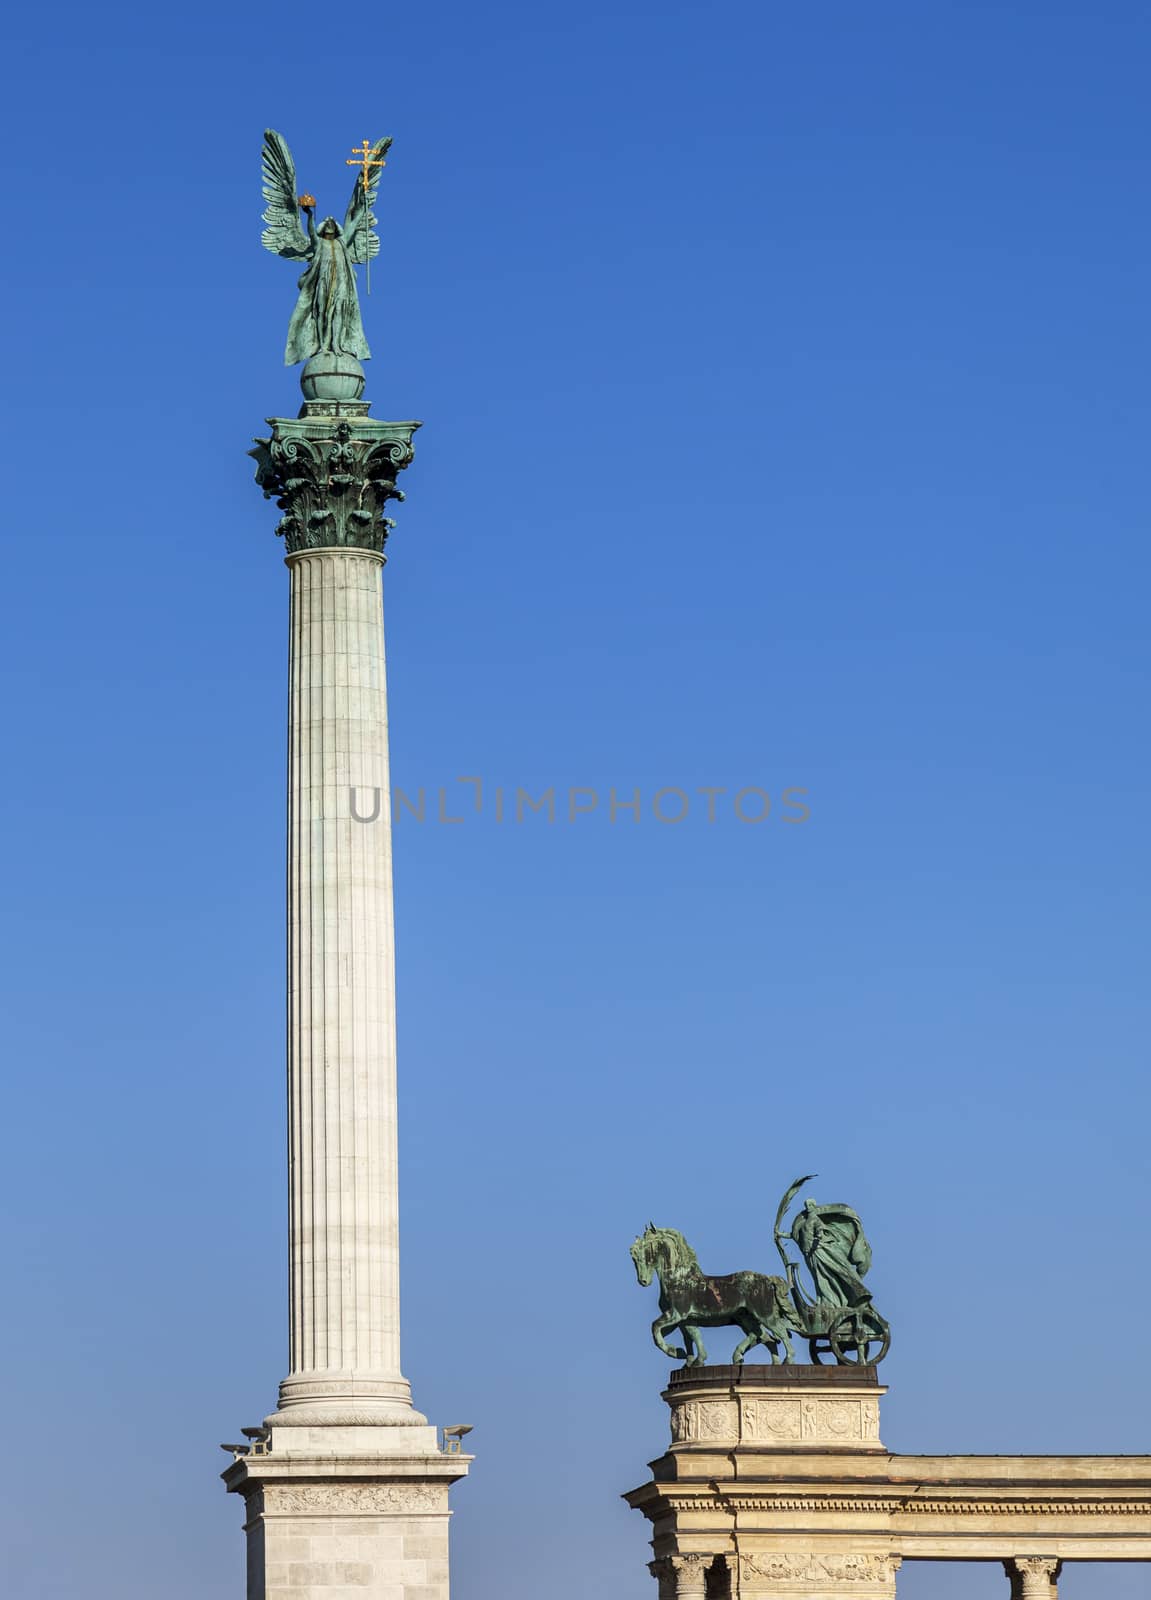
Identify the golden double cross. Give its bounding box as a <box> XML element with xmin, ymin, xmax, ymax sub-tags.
<box><xmin>347</xmin><ymin>138</ymin><xmax>387</xmax><ymax>193</ymax></box>
<box><xmin>346</xmin><ymin>138</ymin><xmax>387</xmax><ymax>294</ymax></box>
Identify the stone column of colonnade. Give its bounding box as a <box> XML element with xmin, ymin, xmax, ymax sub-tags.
<box><xmin>275</xmin><ymin>544</ymin><xmax>413</xmax><ymax>1422</ymax></box>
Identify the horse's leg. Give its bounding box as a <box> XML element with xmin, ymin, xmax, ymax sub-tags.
<box><xmin>652</xmin><ymin>1316</ymin><xmax>685</xmax><ymax>1360</ymax></box>
<box><xmin>732</xmin><ymin>1315</ymin><xmax>759</xmax><ymax>1365</ymax></box>
<box><xmin>779</xmin><ymin>1324</ymin><xmax>796</xmax><ymax>1365</ymax></box>
<box><xmin>752</xmin><ymin>1314</ymin><xmax>782</xmax><ymax>1365</ymax></box>
<box><xmin>684</xmin><ymin>1324</ymin><xmax>707</xmax><ymax>1366</ymax></box>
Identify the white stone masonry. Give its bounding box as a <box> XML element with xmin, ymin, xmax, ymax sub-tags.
<box><xmin>276</xmin><ymin>546</ymin><xmax>411</xmax><ymax>1422</ymax></box>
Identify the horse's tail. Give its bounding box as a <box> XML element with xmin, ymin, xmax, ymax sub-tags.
<box><xmin>772</xmin><ymin>1274</ymin><xmax>799</xmax><ymax>1321</ymax></box>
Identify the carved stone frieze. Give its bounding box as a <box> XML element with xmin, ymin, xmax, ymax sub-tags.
<box><xmin>262</xmin><ymin>1480</ymin><xmax>446</xmax><ymax>1515</ymax></box>
<box><xmin>740</xmin><ymin>1553</ymin><xmax>901</xmax><ymax>1589</ymax></box>
<box><xmin>250</xmin><ymin>415</ymin><xmax>420</xmax><ymax>555</ymax></box>
<box><xmin>742</xmin><ymin>1400</ymin><xmax>802</xmax><ymax>1441</ymax></box>
<box><xmin>673</xmin><ymin>1392</ymin><xmax>885</xmax><ymax>1445</ymax></box>
<box><xmin>803</xmin><ymin>1398</ymin><xmax>860</xmax><ymax>1440</ymax></box>
<box><xmin>671</xmin><ymin>1399</ymin><xmax>738</xmax><ymax>1443</ymax></box>
<box><xmin>730</xmin><ymin>1395</ymin><xmax>878</xmax><ymax>1446</ymax></box>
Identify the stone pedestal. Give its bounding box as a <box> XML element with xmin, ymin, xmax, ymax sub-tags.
<box><xmin>625</xmin><ymin>1363</ymin><xmax>1151</xmax><ymax>1597</ymax></box>
<box><xmin>223</xmin><ymin>401</ymin><xmax>471</xmax><ymax>1600</ymax></box>
<box><xmin>224</xmin><ymin>1435</ymin><xmax>469</xmax><ymax>1600</ymax></box>
<box><xmin>631</xmin><ymin>1365</ymin><xmax>893</xmax><ymax>1600</ymax></box>
<box><xmin>667</xmin><ymin>1362</ymin><xmax>884</xmax><ymax>1454</ymax></box>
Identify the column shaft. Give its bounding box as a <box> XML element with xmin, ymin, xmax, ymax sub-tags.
<box><xmin>279</xmin><ymin>546</ymin><xmax>409</xmax><ymax>1416</ymax></box>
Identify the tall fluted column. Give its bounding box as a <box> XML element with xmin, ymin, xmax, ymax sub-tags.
<box><xmin>244</xmin><ymin>405</ymin><xmax>424</xmax><ymax>1425</ymax></box>
<box><xmin>225</xmin><ymin>400</ymin><xmax>471</xmax><ymax>1600</ymax></box>
<box><xmin>279</xmin><ymin>544</ymin><xmax>410</xmax><ymax>1417</ymax></box>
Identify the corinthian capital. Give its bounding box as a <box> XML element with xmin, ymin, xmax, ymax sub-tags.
<box><xmin>1006</xmin><ymin>1557</ymin><xmax>1062</xmax><ymax>1600</ymax></box>
<box><xmin>251</xmin><ymin>415</ymin><xmax>420</xmax><ymax>556</ymax></box>
<box><xmin>669</xmin><ymin>1552</ymin><xmax>712</xmax><ymax>1596</ymax></box>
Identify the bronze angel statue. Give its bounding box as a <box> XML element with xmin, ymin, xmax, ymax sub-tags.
<box><xmin>261</xmin><ymin>129</ymin><xmax>389</xmax><ymax>366</ymax></box>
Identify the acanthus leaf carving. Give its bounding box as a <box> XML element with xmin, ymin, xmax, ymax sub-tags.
<box><xmin>251</xmin><ymin>418</ymin><xmax>419</xmax><ymax>556</ymax></box>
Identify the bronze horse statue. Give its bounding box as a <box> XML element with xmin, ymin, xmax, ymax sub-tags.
<box><xmin>629</xmin><ymin>1223</ymin><xmax>798</xmax><ymax>1365</ymax></box>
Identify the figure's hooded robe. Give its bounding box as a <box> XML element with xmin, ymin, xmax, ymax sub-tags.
<box><xmin>791</xmin><ymin>1199</ymin><xmax>873</xmax><ymax>1309</ymax></box>
<box><xmin>285</xmin><ymin>217</ymin><xmax>370</xmax><ymax>364</ymax></box>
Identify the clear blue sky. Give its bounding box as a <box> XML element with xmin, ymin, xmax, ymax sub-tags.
<box><xmin>1</xmin><ymin>3</ymin><xmax>1148</xmax><ymax>1598</ymax></box>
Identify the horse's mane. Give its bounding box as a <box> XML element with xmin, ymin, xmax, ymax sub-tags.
<box><xmin>651</xmin><ymin>1227</ymin><xmax>700</xmax><ymax>1272</ymax></box>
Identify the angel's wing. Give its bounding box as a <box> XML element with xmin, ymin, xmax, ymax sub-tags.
<box><xmin>342</xmin><ymin>137</ymin><xmax>393</xmax><ymax>265</ymax></box>
<box><xmin>261</xmin><ymin>129</ymin><xmax>309</xmax><ymax>259</ymax></box>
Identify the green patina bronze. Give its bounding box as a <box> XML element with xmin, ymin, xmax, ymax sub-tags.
<box><xmin>631</xmin><ymin>1176</ymin><xmax>890</xmax><ymax>1368</ymax></box>
<box><xmin>250</xmin><ymin>416</ymin><xmax>420</xmax><ymax>556</ymax></box>
<box><xmin>253</xmin><ymin>131</ymin><xmax>421</xmax><ymax>554</ymax></box>
<box><xmin>630</xmin><ymin>1226</ymin><xmax>798</xmax><ymax>1367</ymax></box>
<box><xmin>261</xmin><ymin>129</ymin><xmax>390</xmax><ymax>369</ymax></box>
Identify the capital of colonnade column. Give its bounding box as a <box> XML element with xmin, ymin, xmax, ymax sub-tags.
<box><xmin>649</xmin><ymin>1554</ymin><xmax>713</xmax><ymax>1599</ymax></box>
<box><xmin>1006</xmin><ymin>1557</ymin><xmax>1063</xmax><ymax>1600</ymax></box>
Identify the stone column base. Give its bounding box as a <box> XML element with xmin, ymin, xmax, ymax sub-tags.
<box><xmin>224</xmin><ymin>1443</ymin><xmax>469</xmax><ymax>1600</ymax></box>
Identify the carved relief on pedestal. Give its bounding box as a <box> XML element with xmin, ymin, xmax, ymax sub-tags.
<box><xmin>674</xmin><ymin>1389</ymin><xmax>883</xmax><ymax>1449</ymax></box>
<box><xmin>262</xmin><ymin>1481</ymin><xmax>447</xmax><ymax>1515</ymax></box>
<box><xmin>804</xmin><ymin>1400</ymin><xmax>862</xmax><ymax>1440</ymax></box>
<box><xmin>747</xmin><ymin>1394</ymin><xmax>879</xmax><ymax>1446</ymax></box>
<box><xmin>740</xmin><ymin>1553</ymin><xmax>901</xmax><ymax>1592</ymax></box>
<box><xmin>671</xmin><ymin>1399</ymin><xmax>739</xmax><ymax>1443</ymax></box>
<box><xmin>742</xmin><ymin>1400</ymin><xmax>803</xmax><ymax>1442</ymax></box>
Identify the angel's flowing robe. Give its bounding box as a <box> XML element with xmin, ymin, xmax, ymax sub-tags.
<box><xmin>284</xmin><ymin>218</ymin><xmax>371</xmax><ymax>365</ymax></box>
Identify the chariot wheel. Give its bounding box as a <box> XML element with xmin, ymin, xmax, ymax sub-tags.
<box><xmin>827</xmin><ymin>1311</ymin><xmax>890</xmax><ymax>1366</ymax></box>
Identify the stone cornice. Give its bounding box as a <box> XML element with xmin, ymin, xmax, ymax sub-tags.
<box><xmin>655</xmin><ymin>1495</ymin><xmax>1151</xmax><ymax>1517</ymax></box>
<box><xmin>223</xmin><ymin>1452</ymin><xmax>470</xmax><ymax>1496</ymax></box>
